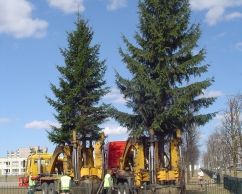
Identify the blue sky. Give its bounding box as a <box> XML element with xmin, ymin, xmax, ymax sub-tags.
<box><xmin>0</xmin><ymin>0</ymin><xmax>242</xmax><ymax>157</ymax></box>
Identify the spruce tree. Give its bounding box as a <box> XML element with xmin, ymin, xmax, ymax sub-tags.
<box><xmin>46</xmin><ymin>15</ymin><xmax>110</xmax><ymax>145</ymax></box>
<box><xmin>111</xmin><ymin>0</ymin><xmax>216</xmax><ymax>137</ymax></box>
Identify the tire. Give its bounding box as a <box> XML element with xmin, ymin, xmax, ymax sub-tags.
<box><xmin>124</xmin><ymin>182</ymin><xmax>129</xmax><ymax>194</ymax></box>
<box><xmin>41</xmin><ymin>182</ymin><xmax>49</xmax><ymax>194</ymax></box>
<box><xmin>48</xmin><ymin>183</ymin><xmax>58</xmax><ymax>194</ymax></box>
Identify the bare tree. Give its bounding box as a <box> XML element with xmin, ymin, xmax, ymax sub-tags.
<box><xmin>204</xmin><ymin>132</ymin><xmax>224</xmax><ymax>170</ymax></box>
<box><xmin>203</xmin><ymin>93</ymin><xmax>242</xmax><ymax>177</ymax></box>
<box><xmin>218</xmin><ymin>93</ymin><xmax>242</xmax><ymax>177</ymax></box>
<box><xmin>202</xmin><ymin>151</ymin><xmax>209</xmax><ymax>169</ymax></box>
<box><xmin>182</xmin><ymin>124</ymin><xmax>200</xmax><ymax>183</ymax></box>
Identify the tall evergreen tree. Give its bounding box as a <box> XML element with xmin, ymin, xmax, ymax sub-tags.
<box><xmin>111</xmin><ymin>0</ymin><xmax>216</xmax><ymax>137</ymax></box>
<box><xmin>46</xmin><ymin>14</ymin><xmax>110</xmax><ymax>145</ymax></box>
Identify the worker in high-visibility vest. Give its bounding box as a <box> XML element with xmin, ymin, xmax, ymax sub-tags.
<box><xmin>103</xmin><ymin>169</ymin><xmax>114</xmax><ymax>194</ymax></box>
<box><xmin>60</xmin><ymin>171</ymin><xmax>72</xmax><ymax>194</ymax></box>
<box><xmin>28</xmin><ymin>172</ymin><xmax>36</xmax><ymax>194</ymax></box>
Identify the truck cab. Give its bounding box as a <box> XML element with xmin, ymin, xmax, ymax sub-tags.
<box><xmin>19</xmin><ymin>151</ymin><xmax>63</xmax><ymax>193</ymax></box>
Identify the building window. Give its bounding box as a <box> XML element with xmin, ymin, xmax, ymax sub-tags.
<box><xmin>21</xmin><ymin>169</ymin><xmax>25</xmax><ymax>173</ymax></box>
<box><xmin>12</xmin><ymin>169</ymin><xmax>19</xmax><ymax>173</ymax></box>
<box><xmin>34</xmin><ymin>159</ymin><xmax>47</xmax><ymax>165</ymax></box>
<box><xmin>4</xmin><ymin>161</ymin><xmax>10</xmax><ymax>166</ymax></box>
<box><xmin>4</xmin><ymin>169</ymin><xmax>10</xmax><ymax>173</ymax></box>
<box><xmin>12</xmin><ymin>161</ymin><xmax>19</xmax><ymax>167</ymax></box>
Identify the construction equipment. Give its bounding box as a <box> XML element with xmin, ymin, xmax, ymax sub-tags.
<box><xmin>104</xmin><ymin>141</ymin><xmax>126</xmax><ymax>170</ymax></box>
<box><xmin>19</xmin><ymin>131</ymin><xmax>105</xmax><ymax>194</ymax></box>
<box><xmin>19</xmin><ymin>129</ymin><xmax>184</xmax><ymax>194</ymax></box>
<box><xmin>18</xmin><ymin>150</ymin><xmax>63</xmax><ymax>189</ymax></box>
<box><xmin>105</xmin><ymin>129</ymin><xmax>185</xmax><ymax>194</ymax></box>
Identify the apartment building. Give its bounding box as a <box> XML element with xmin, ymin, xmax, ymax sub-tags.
<box><xmin>0</xmin><ymin>146</ymin><xmax>48</xmax><ymax>176</ymax></box>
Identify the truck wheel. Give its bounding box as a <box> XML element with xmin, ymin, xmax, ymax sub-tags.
<box><xmin>41</xmin><ymin>182</ymin><xmax>48</xmax><ymax>194</ymax></box>
<box><xmin>48</xmin><ymin>183</ymin><xmax>58</xmax><ymax>194</ymax></box>
<box><xmin>124</xmin><ymin>182</ymin><xmax>129</xmax><ymax>194</ymax></box>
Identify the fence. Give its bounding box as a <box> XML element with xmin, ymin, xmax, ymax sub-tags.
<box><xmin>0</xmin><ymin>181</ymin><xmax>240</xmax><ymax>194</ymax></box>
<box><xmin>224</xmin><ymin>174</ymin><xmax>242</xmax><ymax>194</ymax></box>
<box><xmin>201</xmin><ymin>168</ymin><xmax>242</xmax><ymax>193</ymax></box>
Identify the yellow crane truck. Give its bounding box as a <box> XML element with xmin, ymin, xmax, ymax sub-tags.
<box><xmin>19</xmin><ymin>147</ymin><xmax>64</xmax><ymax>193</ymax></box>
<box><xmin>19</xmin><ymin>129</ymin><xmax>184</xmax><ymax>194</ymax></box>
<box><xmin>19</xmin><ymin>131</ymin><xmax>105</xmax><ymax>194</ymax></box>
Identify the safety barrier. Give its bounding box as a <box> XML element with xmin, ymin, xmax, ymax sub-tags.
<box><xmin>201</xmin><ymin>168</ymin><xmax>221</xmax><ymax>183</ymax></box>
<box><xmin>0</xmin><ymin>181</ymin><xmax>236</xmax><ymax>194</ymax></box>
<box><xmin>18</xmin><ymin>177</ymin><xmax>29</xmax><ymax>187</ymax></box>
<box><xmin>0</xmin><ymin>186</ymin><xmax>29</xmax><ymax>194</ymax></box>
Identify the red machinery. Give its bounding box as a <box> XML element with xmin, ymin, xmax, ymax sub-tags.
<box><xmin>104</xmin><ymin>141</ymin><xmax>126</xmax><ymax>170</ymax></box>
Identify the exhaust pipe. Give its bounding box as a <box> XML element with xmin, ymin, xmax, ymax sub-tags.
<box><xmin>149</xmin><ymin>129</ymin><xmax>155</xmax><ymax>184</ymax></box>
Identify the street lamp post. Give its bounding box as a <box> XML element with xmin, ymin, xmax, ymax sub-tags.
<box><xmin>5</xmin><ymin>169</ymin><xmax>7</xmax><ymax>182</ymax></box>
<box><xmin>5</xmin><ymin>155</ymin><xmax>9</xmax><ymax>182</ymax></box>
<box><xmin>15</xmin><ymin>150</ymin><xmax>17</xmax><ymax>177</ymax></box>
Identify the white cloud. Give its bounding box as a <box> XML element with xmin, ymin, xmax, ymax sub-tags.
<box><xmin>103</xmin><ymin>88</ymin><xmax>127</xmax><ymax>104</ymax></box>
<box><xmin>215</xmin><ymin>112</ymin><xmax>242</xmax><ymax>121</ymax></box>
<box><xmin>190</xmin><ymin>0</ymin><xmax>242</xmax><ymax>25</ymax></box>
<box><xmin>0</xmin><ymin>0</ymin><xmax>48</xmax><ymax>38</ymax></box>
<box><xmin>24</xmin><ymin>120</ymin><xmax>61</xmax><ymax>129</ymax></box>
<box><xmin>206</xmin><ymin>90</ymin><xmax>224</xmax><ymax>98</ymax></box>
<box><xmin>47</xmin><ymin>0</ymin><xmax>85</xmax><ymax>14</ymax></box>
<box><xmin>204</xmin><ymin>6</ymin><xmax>224</xmax><ymax>26</ymax></box>
<box><xmin>102</xmin><ymin>124</ymin><xmax>128</xmax><ymax>136</ymax></box>
<box><xmin>235</xmin><ymin>42</ymin><xmax>242</xmax><ymax>51</ymax></box>
<box><xmin>214</xmin><ymin>114</ymin><xmax>224</xmax><ymax>120</ymax></box>
<box><xmin>107</xmin><ymin>0</ymin><xmax>127</xmax><ymax>11</ymax></box>
<box><xmin>225</xmin><ymin>12</ymin><xmax>242</xmax><ymax>21</ymax></box>
<box><xmin>212</xmin><ymin>32</ymin><xmax>226</xmax><ymax>41</ymax></box>
<box><xmin>190</xmin><ymin>0</ymin><xmax>242</xmax><ymax>11</ymax></box>
<box><xmin>192</xmin><ymin>49</ymin><xmax>200</xmax><ymax>55</ymax></box>
<box><xmin>198</xmin><ymin>133</ymin><xmax>206</xmax><ymax>139</ymax></box>
<box><xmin>213</xmin><ymin>112</ymin><xmax>242</xmax><ymax>129</ymax></box>
<box><xmin>0</xmin><ymin>118</ymin><xmax>11</xmax><ymax>123</ymax></box>
<box><xmin>200</xmin><ymin>90</ymin><xmax>224</xmax><ymax>98</ymax></box>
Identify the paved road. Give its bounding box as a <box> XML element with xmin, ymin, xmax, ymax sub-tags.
<box><xmin>0</xmin><ymin>181</ymin><xmax>19</xmax><ymax>186</ymax></box>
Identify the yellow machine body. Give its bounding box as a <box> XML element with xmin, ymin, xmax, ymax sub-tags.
<box><xmin>116</xmin><ymin>129</ymin><xmax>184</xmax><ymax>193</ymax></box>
<box><xmin>21</xmin><ymin>131</ymin><xmax>105</xmax><ymax>194</ymax></box>
<box><xmin>24</xmin><ymin>152</ymin><xmax>63</xmax><ymax>178</ymax></box>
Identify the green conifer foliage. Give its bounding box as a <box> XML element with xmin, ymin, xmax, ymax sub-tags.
<box><xmin>111</xmin><ymin>0</ymin><xmax>216</xmax><ymax>136</ymax></box>
<box><xmin>46</xmin><ymin>15</ymin><xmax>110</xmax><ymax>145</ymax></box>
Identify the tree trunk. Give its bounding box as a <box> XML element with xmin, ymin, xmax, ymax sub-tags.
<box><xmin>186</xmin><ymin>164</ymin><xmax>190</xmax><ymax>184</ymax></box>
<box><xmin>191</xmin><ymin>164</ymin><xmax>194</xmax><ymax>177</ymax></box>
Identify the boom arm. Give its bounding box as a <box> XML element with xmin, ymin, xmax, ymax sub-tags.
<box><xmin>46</xmin><ymin>146</ymin><xmax>64</xmax><ymax>174</ymax></box>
